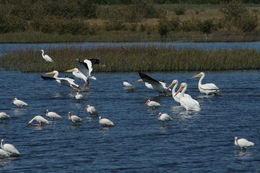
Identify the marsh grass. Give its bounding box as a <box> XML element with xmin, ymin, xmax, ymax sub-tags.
<box><xmin>0</xmin><ymin>47</ymin><xmax>259</xmax><ymax>73</ymax></box>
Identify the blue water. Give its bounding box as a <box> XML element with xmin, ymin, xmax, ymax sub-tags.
<box><xmin>0</xmin><ymin>70</ymin><xmax>259</xmax><ymax>172</ymax></box>
<box><xmin>1</xmin><ymin>42</ymin><xmax>260</xmax><ymax>56</ymax></box>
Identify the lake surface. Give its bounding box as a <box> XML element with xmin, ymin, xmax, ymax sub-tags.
<box><xmin>0</xmin><ymin>70</ymin><xmax>259</xmax><ymax>172</ymax></box>
<box><xmin>1</xmin><ymin>42</ymin><xmax>260</xmax><ymax>56</ymax></box>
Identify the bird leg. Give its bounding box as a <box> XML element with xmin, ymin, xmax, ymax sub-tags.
<box><xmin>83</xmin><ymin>81</ymin><xmax>88</xmax><ymax>88</ymax></box>
<box><xmin>71</xmin><ymin>86</ymin><xmax>79</xmax><ymax>92</ymax></box>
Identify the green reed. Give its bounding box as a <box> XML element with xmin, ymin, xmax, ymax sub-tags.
<box><xmin>0</xmin><ymin>47</ymin><xmax>259</xmax><ymax>73</ymax></box>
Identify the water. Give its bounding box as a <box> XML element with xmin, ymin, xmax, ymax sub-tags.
<box><xmin>0</xmin><ymin>70</ymin><xmax>259</xmax><ymax>172</ymax></box>
<box><xmin>1</xmin><ymin>42</ymin><xmax>260</xmax><ymax>56</ymax></box>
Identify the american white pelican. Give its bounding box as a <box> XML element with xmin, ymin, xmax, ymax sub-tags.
<box><xmin>68</xmin><ymin>112</ymin><xmax>82</xmax><ymax>123</ymax></box>
<box><xmin>85</xmin><ymin>105</ymin><xmax>98</xmax><ymax>116</ymax></box>
<box><xmin>12</xmin><ymin>97</ymin><xmax>28</xmax><ymax>107</ymax></box>
<box><xmin>145</xmin><ymin>99</ymin><xmax>160</xmax><ymax>107</ymax></box>
<box><xmin>99</xmin><ymin>116</ymin><xmax>114</xmax><ymax>127</ymax></box>
<box><xmin>0</xmin><ymin>149</ymin><xmax>10</xmax><ymax>157</ymax></box>
<box><xmin>76</xmin><ymin>58</ymin><xmax>99</xmax><ymax>88</ymax></box>
<box><xmin>45</xmin><ymin>70</ymin><xmax>81</xmax><ymax>91</ymax></box>
<box><xmin>74</xmin><ymin>92</ymin><xmax>83</xmax><ymax>100</ymax></box>
<box><xmin>46</xmin><ymin>109</ymin><xmax>62</xmax><ymax>120</ymax></box>
<box><xmin>158</xmin><ymin>112</ymin><xmax>172</xmax><ymax>121</ymax></box>
<box><xmin>28</xmin><ymin>115</ymin><xmax>49</xmax><ymax>126</ymax></box>
<box><xmin>41</xmin><ymin>49</ymin><xmax>54</xmax><ymax>62</ymax></box>
<box><xmin>167</xmin><ymin>80</ymin><xmax>191</xmax><ymax>103</ymax></box>
<box><xmin>0</xmin><ymin>112</ymin><xmax>10</xmax><ymax>121</ymax></box>
<box><xmin>175</xmin><ymin>83</ymin><xmax>200</xmax><ymax>111</ymax></box>
<box><xmin>1</xmin><ymin>139</ymin><xmax>20</xmax><ymax>156</ymax></box>
<box><xmin>65</xmin><ymin>68</ymin><xmax>87</xmax><ymax>88</ymax></box>
<box><xmin>234</xmin><ymin>137</ymin><xmax>254</xmax><ymax>150</ymax></box>
<box><xmin>138</xmin><ymin>72</ymin><xmax>171</xmax><ymax>96</ymax></box>
<box><xmin>192</xmin><ymin>72</ymin><xmax>219</xmax><ymax>95</ymax></box>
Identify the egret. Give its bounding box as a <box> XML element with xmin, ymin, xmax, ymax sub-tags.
<box><xmin>41</xmin><ymin>49</ymin><xmax>54</xmax><ymax>62</ymax></box>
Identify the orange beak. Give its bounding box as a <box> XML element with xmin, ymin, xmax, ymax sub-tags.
<box><xmin>192</xmin><ymin>73</ymin><xmax>202</xmax><ymax>79</ymax></box>
<box><xmin>174</xmin><ymin>85</ymin><xmax>184</xmax><ymax>97</ymax></box>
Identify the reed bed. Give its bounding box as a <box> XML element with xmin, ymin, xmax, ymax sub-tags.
<box><xmin>0</xmin><ymin>47</ymin><xmax>259</xmax><ymax>73</ymax></box>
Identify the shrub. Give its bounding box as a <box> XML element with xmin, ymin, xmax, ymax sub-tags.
<box><xmin>174</xmin><ymin>4</ymin><xmax>186</xmax><ymax>15</ymax></box>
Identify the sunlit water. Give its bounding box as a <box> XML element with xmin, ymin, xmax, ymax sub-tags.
<box><xmin>0</xmin><ymin>70</ymin><xmax>259</xmax><ymax>172</ymax></box>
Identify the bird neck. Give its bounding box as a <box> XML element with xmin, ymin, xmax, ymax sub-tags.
<box><xmin>198</xmin><ymin>75</ymin><xmax>204</xmax><ymax>87</ymax></box>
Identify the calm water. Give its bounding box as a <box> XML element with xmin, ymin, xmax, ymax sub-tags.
<box><xmin>1</xmin><ymin>42</ymin><xmax>260</xmax><ymax>56</ymax></box>
<box><xmin>0</xmin><ymin>70</ymin><xmax>259</xmax><ymax>172</ymax></box>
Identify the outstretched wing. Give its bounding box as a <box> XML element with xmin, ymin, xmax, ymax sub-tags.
<box><xmin>138</xmin><ymin>72</ymin><xmax>161</xmax><ymax>86</ymax></box>
<box><xmin>76</xmin><ymin>58</ymin><xmax>99</xmax><ymax>77</ymax></box>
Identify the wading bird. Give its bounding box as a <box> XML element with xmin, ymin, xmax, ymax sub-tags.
<box><xmin>1</xmin><ymin>139</ymin><xmax>20</xmax><ymax>156</ymax></box>
<box><xmin>192</xmin><ymin>72</ymin><xmax>219</xmax><ymax>95</ymax></box>
<box><xmin>12</xmin><ymin>98</ymin><xmax>28</xmax><ymax>107</ymax></box>
<box><xmin>65</xmin><ymin>68</ymin><xmax>87</xmax><ymax>88</ymax></box>
<box><xmin>99</xmin><ymin>116</ymin><xmax>114</xmax><ymax>127</ymax></box>
<box><xmin>68</xmin><ymin>112</ymin><xmax>82</xmax><ymax>123</ymax></box>
<box><xmin>85</xmin><ymin>105</ymin><xmax>98</xmax><ymax>116</ymax></box>
<box><xmin>145</xmin><ymin>99</ymin><xmax>160</xmax><ymax>108</ymax></box>
<box><xmin>175</xmin><ymin>83</ymin><xmax>200</xmax><ymax>111</ymax></box>
<box><xmin>234</xmin><ymin>137</ymin><xmax>254</xmax><ymax>150</ymax></box>
<box><xmin>137</xmin><ymin>72</ymin><xmax>171</xmax><ymax>96</ymax></box>
<box><xmin>28</xmin><ymin>115</ymin><xmax>49</xmax><ymax>126</ymax></box>
<box><xmin>46</xmin><ymin>109</ymin><xmax>62</xmax><ymax>120</ymax></box>
<box><xmin>167</xmin><ymin>80</ymin><xmax>191</xmax><ymax>103</ymax></box>
<box><xmin>158</xmin><ymin>112</ymin><xmax>172</xmax><ymax>122</ymax></box>
<box><xmin>45</xmin><ymin>70</ymin><xmax>81</xmax><ymax>92</ymax></box>
<box><xmin>41</xmin><ymin>49</ymin><xmax>54</xmax><ymax>62</ymax></box>
<box><xmin>0</xmin><ymin>112</ymin><xmax>10</xmax><ymax>122</ymax></box>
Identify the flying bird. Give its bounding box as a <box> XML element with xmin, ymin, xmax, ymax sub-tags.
<box><xmin>41</xmin><ymin>49</ymin><xmax>54</xmax><ymax>62</ymax></box>
<box><xmin>192</xmin><ymin>72</ymin><xmax>219</xmax><ymax>95</ymax></box>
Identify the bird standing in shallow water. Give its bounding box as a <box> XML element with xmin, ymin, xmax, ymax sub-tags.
<box><xmin>99</xmin><ymin>116</ymin><xmax>114</xmax><ymax>127</ymax></box>
<box><xmin>158</xmin><ymin>112</ymin><xmax>172</xmax><ymax>122</ymax></box>
<box><xmin>145</xmin><ymin>99</ymin><xmax>160</xmax><ymax>108</ymax></box>
<box><xmin>68</xmin><ymin>112</ymin><xmax>82</xmax><ymax>123</ymax></box>
<box><xmin>1</xmin><ymin>139</ymin><xmax>20</xmax><ymax>156</ymax></box>
<box><xmin>192</xmin><ymin>72</ymin><xmax>219</xmax><ymax>95</ymax></box>
<box><xmin>12</xmin><ymin>98</ymin><xmax>28</xmax><ymax>107</ymax></box>
<box><xmin>234</xmin><ymin>137</ymin><xmax>254</xmax><ymax>151</ymax></box>
<box><xmin>28</xmin><ymin>115</ymin><xmax>49</xmax><ymax>126</ymax></box>
<box><xmin>46</xmin><ymin>109</ymin><xmax>62</xmax><ymax>120</ymax></box>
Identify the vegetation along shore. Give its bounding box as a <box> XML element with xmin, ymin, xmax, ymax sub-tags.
<box><xmin>0</xmin><ymin>0</ymin><xmax>260</xmax><ymax>43</ymax></box>
<box><xmin>0</xmin><ymin>47</ymin><xmax>259</xmax><ymax>73</ymax></box>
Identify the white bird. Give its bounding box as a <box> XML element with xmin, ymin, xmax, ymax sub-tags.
<box><xmin>41</xmin><ymin>49</ymin><xmax>54</xmax><ymax>62</ymax></box>
<box><xmin>12</xmin><ymin>97</ymin><xmax>28</xmax><ymax>107</ymax></box>
<box><xmin>192</xmin><ymin>72</ymin><xmax>219</xmax><ymax>95</ymax></box>
<box><xmin>1</xmin><ymin>139</ymin><xmax>20</xmax><ymax>156</ymax></box>
<box><xmin>234</xmin><ymin>137</ymin><xmax>254</xmax><ymax>150</ymax></box>
<box><xmin>45</xmin><ymin>70</ymin><xmax>81</xmax><ymax>92</ymax></box>
<box><xmin>158</xmin><ymin>112</ymin><xmax>172</xmax><ymax>122</ymax></box>
<box><xmin>123</xmin><ymin>81</ymin><xmax>133</xmax><ymax>87</ymax></box>
<box><xmin>45</xmin><ymin>109</ymin><xmax>62</xmax><ymax>120</ymax></box>
<box><xmin>28</xmin><ymin>115</ymin><xmax>49</xmax><ymax>126</ymax></box>
<box><xmin>74</xmin><ymin>92</ymin><xmax>83</xmax><ymax>100</ymax></box>
<box><xmin>145</xmin><ymin>99</ymin><xmax>160</xmax><ymax>107</ymax></box>
<box><xmin>0</xmin><ymin>149</ymin><xmax>10</xmax><ymax>158</ymax></box>
<box><xmin>68</xmin><ymin>112</ymin><xmax>82</xmax><ymax>123</ymax></box>
<box><xmin>175</xmin><ymin>83</ymin><xmax>200</xmax><ymax>111</ymax></box>
<box><xmin>99</xmin><ymin>116</ymin><xmax>114</xmax><ymax>127</ymax></box>
<box><xmin>167</xmin><ymin>80</ymin><xmax>192</xmax><ymax>103</ymax></box>
<box><xmin>137</xmin><ymin>72</ymin><xmax>171</xmax><ymax>96</ymax></box>
<box><xmin>0</xmin><ymin>112</ymin><xmax>10</xmax><ymax>121</ymax></box>
<box><xmin>76</xmin><ymin>58</ymin><xmax>99</xmax><ymax>88</ymax></box>
<box><xmin>65</xmin><ymin>68</ymin><xmax>87</xmax><ymax>87</ymax></box>
<box><xmin>85</xmin><ymin>105</ymin><xmax>98</xmax><ymax>116</ymax></box>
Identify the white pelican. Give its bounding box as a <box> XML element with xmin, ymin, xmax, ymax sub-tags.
<box><xmin>175</xmin><ymin>83</ymin><xmax>200</xmax><ymax>111</ymax></box>
<box><xmin>0</xmin><ymin>149</ymin><xmax>10</xmax><ymax>158</ymax></box>
<box><xmin>46</xmin><ymin>109</ymin><xmax>62</xmax><ymax>120</ymax></box>
<box><xmin>68</xmin><ymin>112</ymin><xmax>82</xmax><ymax>123</ymax></box>
<box><xmin>41</xmin><ymin>49</ymin><xmax>54</xmax><ymax>62</ymax></box>
<box><xmin>99</xmin><ymin>116</ymin><xmax>114</xmax><ymax>127</ymax></box>
<box><xmin>76</xmin><ymin>58</ymin><xmax>99</xmax><ymax>88</ymax></box>
<box><xmin>45</xmin><ymin>70</ymin><xmax>81</xmax><ymax>91</ymax></box>
<box><xmin>234</xmin><ymin>137</ymin><xmax>254</xmax><ymax>150</ymax></box>
<box><xmin>74</xmin><ymin>92</ymin><xmax>83</xmax><ymax>100</ymax></box>
<box><xmin>123</xmin><ymin>81</ymin><xmax>133</xmax><ymax>87</ymax></box>
<box><xmin>167</xmin><ymin>80</ymin><xmax>191</xmax><ymax>103</ymax></box>
<box><xmin>85</xmin><ymin>105</ymin><xmax>98</xmax><ymax>116</ymax></box>
<box><xmin>145</xmin><ymin>99</ymin><xmax>160</xmax><ymax>107</ymax></box>
<box><xmin>0</xmin><ymin>112</ymin><xmax>10</xmax><ymax>121</ymax></box>
<box><xmin>28</xmin><ymin>115</ymin><xmax>49</xmax><ymax>126</ymax></box>
<box><xmin>158</xmin><ymin>112</ymin><xmax>172</xmax><ymax>122</ymax></box>
<box><xmin>192</xmin><ymin>72</ymin><xmax>219</xmax><ymax>95</ymax></box>
<box><xmin>138</xmin><ymin>72</ymin><xmax>171</xmax><ymax>96</ymax></box>
<box><xmin>1</xmin><ymin>139</ymin><xmax>20</xmax><ymax>156</ymax></box>
<box><xmin>12</xmin><ymin>98</ymin><xmax>28</xmax><ymax>107</ymax></box>
<box><xmin>65</xmin><ymin>68</ymin><xmax>87</xmax><ymax>88</ymax></box>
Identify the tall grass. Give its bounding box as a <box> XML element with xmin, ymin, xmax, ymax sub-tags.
<box><xmin>0</xmin><ymin>47</ymin><xmax>259</xmax><ymax>73</ymax></box>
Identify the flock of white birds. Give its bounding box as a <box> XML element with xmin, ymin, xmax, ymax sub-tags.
<box><xmin>0</xmin><ymin>50</ymin><xmax>254</xmax><ymax>158</ymax></box>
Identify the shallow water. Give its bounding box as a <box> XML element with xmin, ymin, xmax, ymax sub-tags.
<box><xmin>0</xmin><ymin>70</ymin><xmax>259</xmax><ymax>172</ymax></box>
<box><xmin>1</xmin><ymin>42</ymin><xmax>260</xmax><ymax>56</ymax></box>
